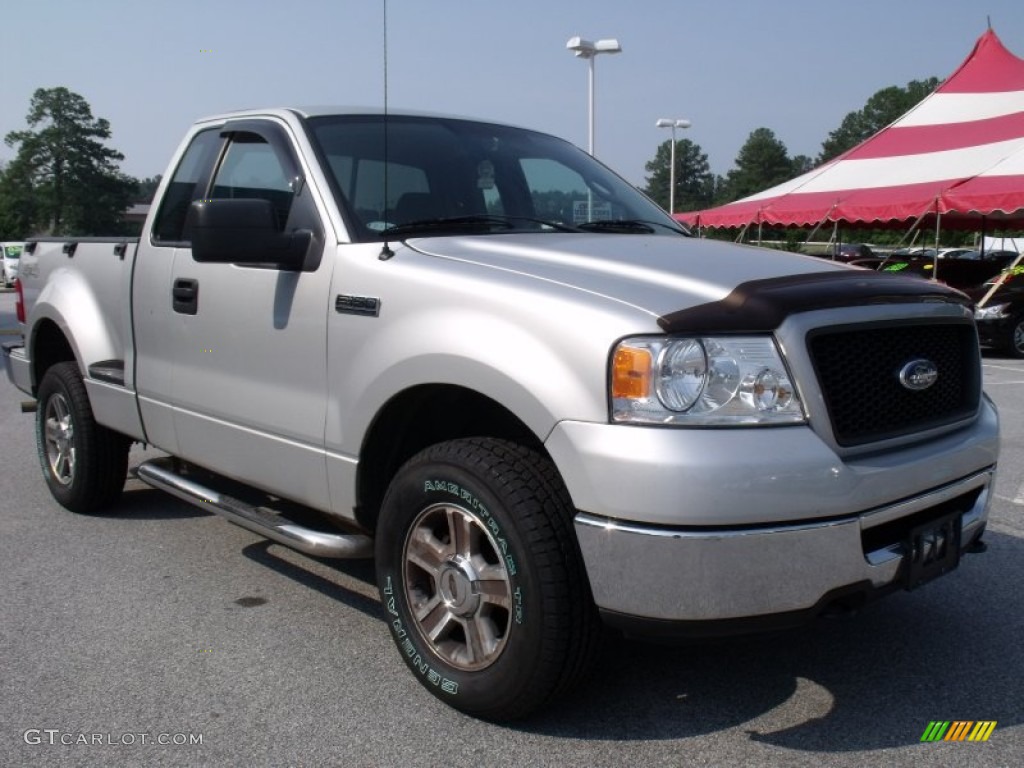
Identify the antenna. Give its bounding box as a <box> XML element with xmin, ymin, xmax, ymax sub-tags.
<box><xmin>379</xmin><ymin>0</ymin><xmax>395</xmax><ymax>260</ymax></box>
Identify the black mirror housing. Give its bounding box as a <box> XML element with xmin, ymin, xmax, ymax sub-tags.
<box><xmin>189</xmin><ymin>199</ymin><xmax>310</xmax><ymax>270</ymax></box>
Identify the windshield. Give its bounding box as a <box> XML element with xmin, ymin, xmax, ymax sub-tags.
<box><xmin>306</xmin><ymin>115</ymin><xmax>686</xmax><ymax>241</ymax></box>
<box><xmin>3</xmin><ymin>245</ymin><xmax>21</xmax><ymax>260</ymax></box>
<box><xmin>985</xmin><ymin>263</ymin><xmax>1024</xmax><ymax>287</ymax></box>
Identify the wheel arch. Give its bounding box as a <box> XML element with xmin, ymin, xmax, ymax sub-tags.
<box><xmin>355</xmin><ymin>384</ymin><xmax>547</xmax><ymax>532</ymax></box>
<box><xmin>29</xmin><ymin>318</ymin><xmax>78</xmax><ymax>394</ymax></box>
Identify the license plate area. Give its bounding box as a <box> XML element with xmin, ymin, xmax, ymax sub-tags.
<box><xmin>904</xmin><ymin>511</ymin><xmax>961</xmax><ymax>589</ymax></box>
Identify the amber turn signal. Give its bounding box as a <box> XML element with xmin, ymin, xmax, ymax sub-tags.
<box><xmin>612</xmin><ymin>346</ymin><xmax>652</xmax><ymax>399</ymax></box>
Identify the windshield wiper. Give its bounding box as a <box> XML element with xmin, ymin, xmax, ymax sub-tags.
<box><xmin>578</xmin><ymin>219</ymin><xmax>689</xmax><ymax>235</ymax></box>
<box><xmin>382</xmin><ymin>214</ymin><xmax>581</xmax><ymax>238</ymax></box>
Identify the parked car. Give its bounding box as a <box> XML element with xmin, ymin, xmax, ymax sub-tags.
<box><xmin>871</xmin><ymin>248</ymin><xmax>1021</xmax><ymax>290</ymax></box>
<box><xmin>826</xmin><ymin>242</ymin><xmax>875</xmax><ymax>261</ymax></box>
<box><xmin>938</xmin><ymin>248</ymin><xmax>979</xmax><ymax>260</ymax></box>
<box><xmin>978</xmin><ymin>249</ymin><xmax>1022</xmax><ymax>264</ymax></box>
<box><xmin>2</xmin><ymin>242</ymin><xmax>24</xmax><ymax>287</ymax></box>
<box><xmin>971</xmin><ymin>266</ymin><xmax>1024</xmax><ymax>357</ymax></box>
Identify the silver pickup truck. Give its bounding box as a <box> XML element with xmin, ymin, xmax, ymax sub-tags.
<box><xmin>3</xmin><ymin>107</ymin><xmax>999</xmax><ymax>720</ymax></box>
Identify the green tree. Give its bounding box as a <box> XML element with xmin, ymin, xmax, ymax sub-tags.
<box><xmin>790</xmin><ymin>155</ymin><xmax>814</xmax><ymax>176</ymax></box>
<box><xmin>132</xmin><ymin>174</ymin><xmax>162</xmax><ymax>204</ymax></box>
<box><xmin>2</xmin><ymin>87</ymin><xmax>135</xmax><ymax>235</ymax></box>
<box><xmin>818</xmin><ymin>78</ymin><xmax>940</xmax><ymax>163</ymax></box>
<box><xmin>719</xmin><ymin>127</ymin><xmax>795</xmax><ymax>203</ymax></box>
<box><xmin>642</xmin><ymin>138</ymin><xmax>715</xmax><ymax>213</ymax></box>
<box><xmin>0</xmin><ymin>156</ymin><xmax>40</xmax><ymax>239</ymax></box>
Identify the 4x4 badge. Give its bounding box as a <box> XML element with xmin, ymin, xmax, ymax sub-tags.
<box><xmin>899</xmin><ymin>359</ymin><xmax>939</xmax><ymax>391</ymax></box>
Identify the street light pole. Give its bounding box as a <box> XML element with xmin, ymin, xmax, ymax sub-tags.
<box><xmin>655</xmin><ymin>118</ymin><xmax>692</xmax><ymax>214</ymax></box>
<box><xmin>567</xmin><ymin>36</ymin><xmax>622</xmax><ymax>155</ymax></box>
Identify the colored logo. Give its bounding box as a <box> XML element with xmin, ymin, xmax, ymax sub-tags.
<box><xmin>899</xmin><ymin>359</ymin><xmax>939</xmax><ymax>391</ymax></box>
<box><xmin>920</xmin><ymin>721</ymin><xmax>997</xmax><ymax>742</ymax></box>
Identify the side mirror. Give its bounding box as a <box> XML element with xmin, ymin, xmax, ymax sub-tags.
<box><xmin>189</xmin><ymin>199</ymin><xmax>311</xmax><ymax>270</ymax></box>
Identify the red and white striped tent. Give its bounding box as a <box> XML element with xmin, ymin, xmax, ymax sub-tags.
<box><xmin>679</xmin><ymin>28</ymin><xmax>1024</xmax><ymax>229</ymax></box>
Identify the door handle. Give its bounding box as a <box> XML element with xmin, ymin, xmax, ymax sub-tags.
<box><xmin>172</xmin><ymin>278</ymin><xmax>199</xmax><ymax>315</ymax></box>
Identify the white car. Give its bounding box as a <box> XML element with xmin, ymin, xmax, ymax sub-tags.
<box><xmin>938</xmin><ymin>247</ymin><xmax>979</xmax><ymax>260</ymax></box>
<box><xmin>2</xmin><ymin>242</ymin><xmax>24</xmax><ymax>287</ymax></box>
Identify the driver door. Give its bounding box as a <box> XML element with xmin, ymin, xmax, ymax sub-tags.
<box><xmin>167</xmin><ymin>120</ymin><xmax>334</xmax><ymax>510</ymax></box>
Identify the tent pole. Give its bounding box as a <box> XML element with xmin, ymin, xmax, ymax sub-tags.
<box><xmin>879</xmin><ymin>209</ymin><xmax>928</xmax><ymax>271</ymax></box>
<box><xmin>977</xmin><ymin>250</ymin><xmax>1024</xmax><ymax>309</ymax></box>
<box><xmin>735</xmin><ymin>222</ymin><xmax>751</xmax><ymax>244</ymax></box>
<box><xmin>802</xmin><ymin>204</ymin><xmax>837</xmax><ymax>254</ymax></box>
<box><xmin>757</xmin><ymin>219</ymin><xmax>763</xmax><ymax>247</ymax></box>
<box><xmin>932</xmin><ymin>209</ymin><xmax>942</xmax><ymax>282</ymax></box>
<box><xmin>827</xmin><ymin>221</ymin><xmax>839</xmax><ymax>260</ymax></box>
<box><xmin>804</xmin><ymin>218</ymin><xmax>826</xmax><ymax>244</ymax></box>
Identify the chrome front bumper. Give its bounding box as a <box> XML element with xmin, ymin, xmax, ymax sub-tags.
<box><xmin>574</xmin><ymin>467</ymin><xmax>993</xmax><ymax>625</ymax></box>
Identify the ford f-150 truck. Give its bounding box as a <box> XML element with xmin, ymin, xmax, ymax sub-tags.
<box><xmin>3</xmin><ymin>107</ymin><xmax>999</xmax><ymax>720</ymax></box>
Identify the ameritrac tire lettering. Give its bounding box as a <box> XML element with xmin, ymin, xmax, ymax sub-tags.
<box><xmin>374</xmin><ymin>438</ymin><xmax>600</xmax><ymax>720</ymax></box>
<box><xmin>422</xmin><ymin>478</ymin><xmax>519</xmax><ymax>575</ymax></box>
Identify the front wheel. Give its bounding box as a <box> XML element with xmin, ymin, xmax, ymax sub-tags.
<box><xmin>36</xmin><ymin>362</ymin><xmax>131</xmax><ymax>513</ymax></box>
<box><xmin>1007</xmin><ymin>313</ymin><xmax>1024</xmax><ymax>358</ymax></box>
<box><xmin>375</xmin><ymin>438</ymin><xmax>601</xmax><ymax>720</ymax></box>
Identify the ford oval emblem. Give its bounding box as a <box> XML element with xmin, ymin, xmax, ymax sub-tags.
<box><xmin>898</xmin><ymin>359</ymin><xmax>939</xmax><ymax>391</ymax></box>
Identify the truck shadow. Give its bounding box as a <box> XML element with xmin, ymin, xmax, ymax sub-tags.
<box><xmin>518</xmin><ymin>528</ymin><xmax>1022</xmax><ymax>750</ymax></box>
<box><xmin>112</xmin><ymin>480</ymin><xmax>1023</xmax><ymax>752</ymax></box>
<box><xmin>241</xmin><ymin>539</ymin><xmax>385</xmax><ymax>622</ymax></box>
<box><xmin>96</xmin><ymin>485</ymin><xmax>212</xmax><ymax>519</ymax></box>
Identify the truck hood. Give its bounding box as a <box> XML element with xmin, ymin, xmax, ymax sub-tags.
<box><xmin>406</xmin><ymin>233</ymin><xmax>847</xmax><ymax>319</ymax></box>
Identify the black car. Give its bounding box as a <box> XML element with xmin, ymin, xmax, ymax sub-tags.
<box><xmin>970</xmin><ymin>266</ymin><xmax>1024</xmax><ymax>357</ymax></box>
<box><xmin>826</xmin><ymin>242</ymin><xmax>875</xmax><ymax>261</ymax></box>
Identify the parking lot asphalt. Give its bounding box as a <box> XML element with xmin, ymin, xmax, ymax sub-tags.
<box><xmin>1</xmin><ymin>290</ymin><xmax>1022</xmax><ymax>767</ymax></box>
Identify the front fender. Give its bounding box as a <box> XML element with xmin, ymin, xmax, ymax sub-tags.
<box><xmin>329</xmin><ymin>305</ymin><xmax>615</xmax><ymax>455</ymax></box>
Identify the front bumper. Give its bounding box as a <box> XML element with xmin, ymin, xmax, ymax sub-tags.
<box><xmin>546</xmin><ymin>399</ymin><xmax>998</xmax><ymax>628</ymax></box>
<box><xmin>2</xmin><ymin>341</ymin><xmax>32</xmax><ymax>395</ymax></box>
<box><xmin>975</xmin><ymin>317</ymin><xmax>1012</xmax><ymax>348</ymax></box>
<box><xmin>574</xmin><ymin>468</ymin><xmax>991</xmax><ymax>629</ymax></box>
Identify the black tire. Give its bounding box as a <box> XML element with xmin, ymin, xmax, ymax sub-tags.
<box><xmin>36</xmin><ymin>362</ymin><xmax>130</xmax><ymax>513</ymax></box>
<box><xmin>1007</xmin><ymin>313</ymin><xmax>1024</xmax><ymax>359</ymax></box>
<box><xmin>375</xmin><ymin>438</ymin><xmax>601</xmax><ymax>720</ymax></box>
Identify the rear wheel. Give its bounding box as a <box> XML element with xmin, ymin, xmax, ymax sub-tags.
<box><xmin>36</xmin><ymin>362</ymin><xmax>130</xmax><ymax>513</ymax></box>
<box><xmin>375</xmin><ymin>438</ymin><xmax>601</xmax><ymax>720</ymax></box>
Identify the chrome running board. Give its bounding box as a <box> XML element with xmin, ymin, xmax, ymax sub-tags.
<box><xmin>133</xmin><ymin>457</ymin><xmax>373</xmax><ymax>559</ymax></box>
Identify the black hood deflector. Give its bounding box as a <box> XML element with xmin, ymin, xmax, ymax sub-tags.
<box><xmin>658</xmin><ymin>271</ymin><xmax>970</xmax><ymax>334</ymax></box>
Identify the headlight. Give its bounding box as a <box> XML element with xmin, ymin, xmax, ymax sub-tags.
<box><xmin>974</xmin><ymin>302</ymin><xmax>1010</xmax><ymax>320</ymax></box>
<box><xmin>611</xmin><ymin>336</ymin><xmax>805</xmax><ymax>426</ymax></box>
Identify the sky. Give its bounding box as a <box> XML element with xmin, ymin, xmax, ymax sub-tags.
<box><xmin>2</xmin><ymin>0</ymin><xmax>1024</xmax><ymax>189</ymax></box>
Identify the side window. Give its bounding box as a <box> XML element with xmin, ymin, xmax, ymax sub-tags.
<box><xmin>152</xmin><ymin>129</ymin><xmax>222</xmax><ymax>243</ymax></box>
<box><xmin>210</xmin><ymin>136</ymin><xmax>294</xmax><ymax>230</ymax></box>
